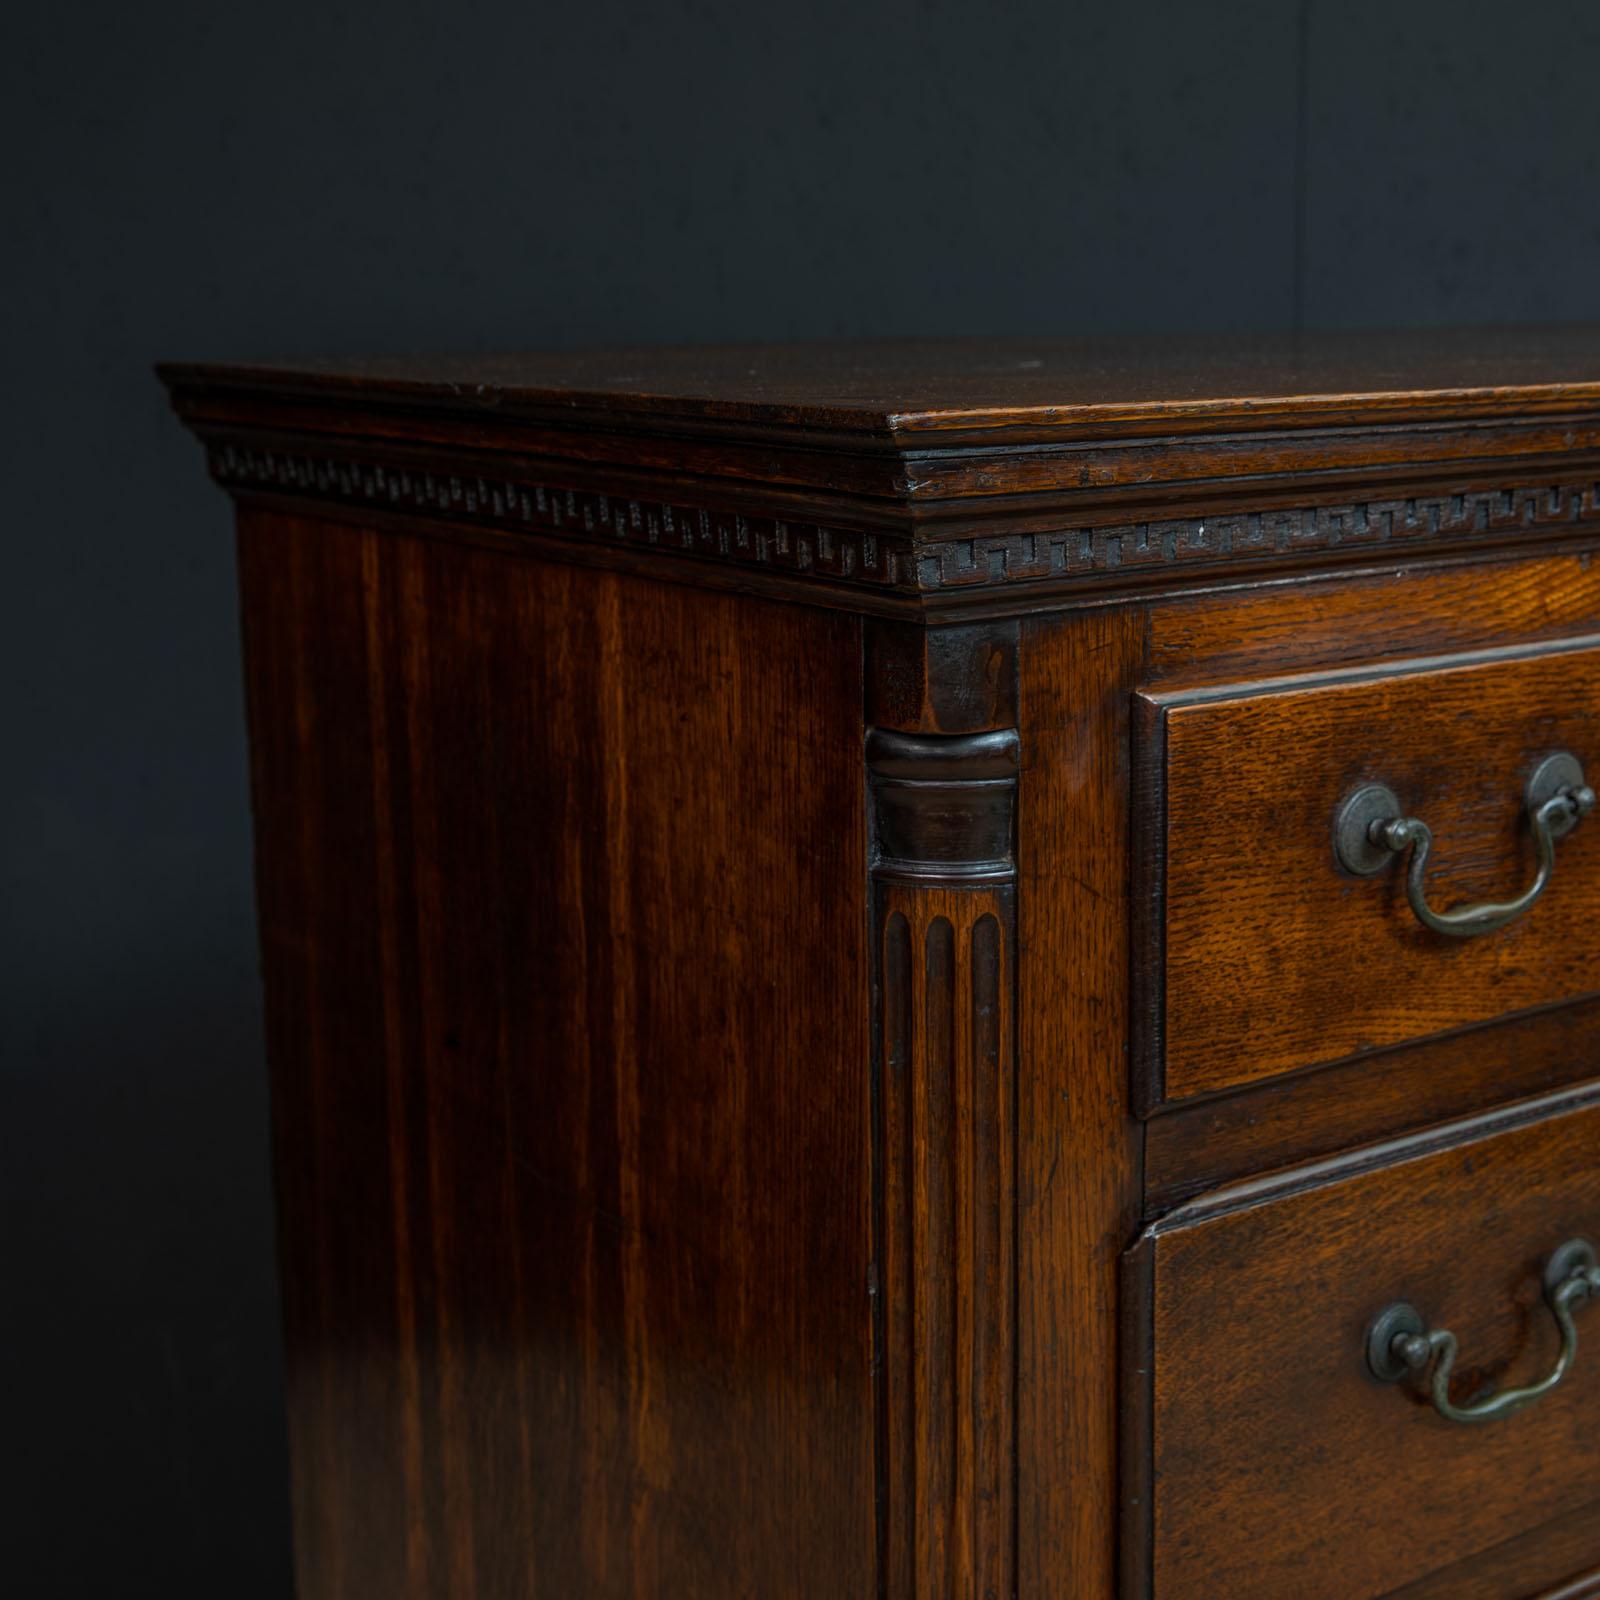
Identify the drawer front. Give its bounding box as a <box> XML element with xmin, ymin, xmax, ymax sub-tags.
<box><xmin>1135</xmin><ymin>637</ymin><xmax>1600</xmax><ymax>1106</ymax></box>
<box><xmin>1123</xmin><ymin>1092</ymin><xmax>1600</xmax><ymax>1600</ymax></box>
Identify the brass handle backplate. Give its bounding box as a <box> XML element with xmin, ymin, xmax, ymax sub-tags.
<box><xmin>1366</xmin><ymin>1239</ymin><xmax>1600</xmax><ymax>1425</ymax></box>
<box><xmin>1334</xmin><ymin>751</ymin><xmax>1594</xmax><ymax>938</ymax></box>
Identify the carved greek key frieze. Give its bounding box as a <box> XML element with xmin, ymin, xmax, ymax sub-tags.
<box><xmin>208</xmin><ymin>444</ymin><xmax>1600</xmax><ymax>600</ymax></box>
<box><xmin>207</xmin><ymin>444</ymin><xmax>916</xmax><ymax>590</ymax></box>
<box><xmin>916</xmin><ymin>482</ymin><xmax>1600</xmax><ymax>588</ymax></box>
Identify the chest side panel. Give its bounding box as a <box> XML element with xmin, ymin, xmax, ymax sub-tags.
<box><xmin>237</xmin><ymin>509</ymin><xmax>875</xmax><ymax>1599</ymax></box>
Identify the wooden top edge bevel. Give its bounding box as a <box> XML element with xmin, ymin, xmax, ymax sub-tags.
<box><xmin>156</xmin><ymin>325</ymin><xmax>1600</xmax><ymax>447</ymax></box>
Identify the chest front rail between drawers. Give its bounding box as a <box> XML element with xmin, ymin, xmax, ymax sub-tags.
<box><xmin>161</xmin><ymin>332</ymin><xmax>1600</xmax><ymax>1599</ymax></box>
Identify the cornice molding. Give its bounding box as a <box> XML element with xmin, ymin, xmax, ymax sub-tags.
<box><xmin>205</xmin><ymin>441</ymin><xmax>1600</xmax><ymax>613</ymax></box>
<box><xmin>208</xmin><ymin>442</ymin><xmax>920</xmax><ymax>590</ymax></box>
<box><xmin>917</xmin><ymin>479</ymin><xmax>1600</xmax><ymax>587</ymax></box>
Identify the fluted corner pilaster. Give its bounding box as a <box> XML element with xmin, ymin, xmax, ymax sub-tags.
<box><xmin>867</xmin><ymin>724</ymin><xmax>1018</xmax><ymax>1599</ymax></box>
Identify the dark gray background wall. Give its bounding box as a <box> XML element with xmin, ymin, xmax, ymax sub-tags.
<box><xmin>4</xmin><ymin>1</ymin><xmax>1598</xmax><ymax>1592</ymax></box>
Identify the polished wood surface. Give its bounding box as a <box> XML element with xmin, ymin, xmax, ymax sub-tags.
<box><xmin>1015</xmin><ymin>609</ymin><xmax>1146</xmax><ymax>1598</ymax></box>
<box><xmin>1139</xmin><ymin>637</ymin><xmax>1600</xmax><ymax>1102</ymax></box>
<box><xmin>168</xmin><ymin>338</ymin><xmax>1600</xmax><ymax>1599</ymax></box>
<box><xmin>161</xmin><ymin>325</ymin><xmax>1600</xmax><ymax>438</ymax></box>
<box><xmin>1129</xmin><ymin>1090</ymin><xmax>1600</xmax><ymax>1600</ymax></box>
<box><xmin>1145</xmin><ymin>548</ymin><xmax>1600</xmax><ymax>690</ymax></box>
<box><xmin>1143</xmin><ymin>996</ymin><xmax>1600</xmax><ymax>1214</ymax></box>
<box><xmin>241</xmin><ymin>510</ymin><xmax>874</xmax><ymax>1598</ymax></box>
<box><xmin>1384</xmin><ymin>1501</ymin><xmax>1600</xmax><ymax>1600</ymax></box>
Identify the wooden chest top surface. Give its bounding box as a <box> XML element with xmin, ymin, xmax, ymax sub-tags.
<box><xmin>160</xmin><ymin>325</ymin><xmax>1600</xmax><ymax>439</ymax></box>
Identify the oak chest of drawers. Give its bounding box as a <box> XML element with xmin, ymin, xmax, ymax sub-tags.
<box><xmin>163</xmin><ymin>331</ymin><xmax>1600</xmax><ymax>1598</ymax></box>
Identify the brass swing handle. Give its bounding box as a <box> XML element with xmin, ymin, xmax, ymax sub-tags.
<box><xmin>1334</xmin><ymin>752</ymin><xmax>1594</xmax><ymax>938</ymax></box>
<box><xmin>1367</xmin><ymin>1240</ymin><xmax>1600</xmax><ymax>1425</ymax></box>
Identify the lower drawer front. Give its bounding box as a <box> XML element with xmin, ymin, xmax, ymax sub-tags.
<box><xmin>1126</xmin><ymin>1094</ymin><xmax>1600</xmax><ymax>1600</ymax></box>
<box><xmin>1382</xmin><ymin>1502</ymin><xmax>1600</xmax><ymax>1599</ymax></box>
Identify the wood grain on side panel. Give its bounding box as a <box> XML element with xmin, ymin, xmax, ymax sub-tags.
<box><xmin>1016</xmin><ymin>609</ymin><xmax>1146</xmax><ymax>1599</ymax></box>
<box><xmin>239</xmin><ymin>508</ymin><xmax>876</xmax><ymax>1599</ymax></box>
